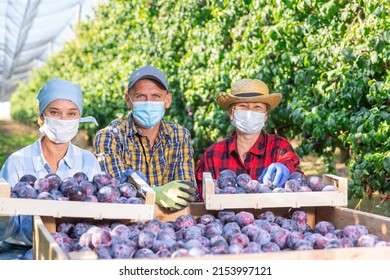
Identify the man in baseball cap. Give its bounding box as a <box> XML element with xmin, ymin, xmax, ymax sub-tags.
<box><xmin>94</xmin><ymin>65</ymin><xmax>196</xmax><ymax>211</ymax></box>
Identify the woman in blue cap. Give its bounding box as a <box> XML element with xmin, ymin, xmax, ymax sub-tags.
<box><xmin>0</xmin><ymin>78</ymin><xmax>101</xmax><ymax>259</ymax></box>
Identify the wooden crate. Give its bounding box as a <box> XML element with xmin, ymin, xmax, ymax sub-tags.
<box><xmin>33</xmin><ymin>203</ymin><xmax>390</xmax><ymax>260</ymax></box>
<box><xmin>203</xmin><ymin>172</ymin><xmax>348</xmax><ymax>210</ymax></box>
<box><xmin>0</xmin><ymin>173</ymin><xmax>155</xmax><ymax>220</ymax></box>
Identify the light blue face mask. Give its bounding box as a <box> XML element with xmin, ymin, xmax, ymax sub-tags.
<box><xmin>132</xmin><ymin>100</ymin><xmax>166</xmax><ymax>129</ymax></box>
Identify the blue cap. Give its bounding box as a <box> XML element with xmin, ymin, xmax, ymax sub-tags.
<box><xmin>37</xmin><ymin>78</ymin><xmax>98</xmax><ymax>126</ymax></box>
<box><xmin>37</xmin><ymin>78</ymin><xmax>83</xmax><ymax>115</ymax></box>
<box><xmin>127</xmin><ymin>65</ymin><xmax>169</xmax><ymax>92</ymax></box>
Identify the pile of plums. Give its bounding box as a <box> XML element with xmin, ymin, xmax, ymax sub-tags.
<box><xmin>10</xmin><ymin>172</ymin><xmax>144</xmax><ymax>204</ymax></box>
<box><xmin>50</xmin><ymin>209</ymin><xmax>389</xmax><ymax>259</ymax></box>
<box><xmin>215</xmin><ymin>169</ymin><xmax>338</xmax><ymax>194</ymax></box>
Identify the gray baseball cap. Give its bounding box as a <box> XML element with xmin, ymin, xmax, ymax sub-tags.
<box><xmin>127</xmin><ymin>65</ymin><xmax>169</xmax><ymax>92</ymax></box>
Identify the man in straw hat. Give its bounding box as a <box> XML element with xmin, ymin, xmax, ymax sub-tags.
<box><xmin>195</xmin><ymin>78</ymin><xmax>303</xmax><ymax>200</ymax></box>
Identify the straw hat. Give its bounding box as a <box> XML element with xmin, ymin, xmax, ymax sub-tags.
<box><xmin>215</xmin><ymin>79</ymin><xmax>282</xmax><ymax>110</ymax></box>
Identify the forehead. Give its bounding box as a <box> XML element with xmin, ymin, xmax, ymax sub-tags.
<box><xmin>130</xmin><ymin>79</ymin><xmax>166</xmax><ymax>92</ymax></box>
<box><xmin>46</xmin><ymin>99</ymin><xmax>79</xmax><ymax>110</ymax></box>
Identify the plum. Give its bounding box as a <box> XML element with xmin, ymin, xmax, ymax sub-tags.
<box><xmin>270</xmin><ymin>228</ymin><xmax>290</xmax><ymax>249</ymax></box>
<box><xmin>217</xmin><ymin>169</ymin><xmax>237</xmax><ymax>189</ymax></box>
<box><xmin>217</xmin><ymin>211</ymin><xmax>236</xmax><ymax>224</ymax></box>
<box><xmin>174</xmin><ymin>215</ymin><xmax>196</xmax><ymax>231</ymax></box>
<box><xmin>85</xmin><ymin>194</ymin><xmax>99</xmax><ymax>202</ymax></box>
<box><xmin>261</xmin><ymin>242</ymin><xmax>281</xmax><ymax>252</ymax></box>
<box><xmin>110</xmin><ymin>243</ymin><xmax>135</xmax><ymax>259</ymax></box>
<box><xmin>291</xmin><ymin>210</ymin><xmax>308</xmax><ymax>223</ymax></box>
<box><xmin>57</xmin><ymin>222</ymin><xmax>74</xmax><ymax>235</ymax></box>
<box><xmin>286</xmin><ymin>231</ymin><xmax>304</xmax><ymax>249</ymax></box>
<box><xmin>298</xmin><ymin>186</ymin><xmax>313</xmax><ymax>192</ymax></box>
<box><xmin>50</xmin><ymin>189</ymin><xmax>65</xmax><ymax>200</ymax></box>
<box><xmin>241</xmin><ymin>224</ymin><xmax>261</xmax><ymax>241</ymax></box>
<box><xmin>73</xmin><ymin>172</ymin><xmax>89</xmax><ymax>184</ymax></box>
<box><xmin>236</xmin><ymin>173</ymin><xmax>252</xmax><ymax>188</ymax></box>
<box><xmin>15</xmin><ymin>184</ymin><xmax>37</xmax><ymax>198</ymax></box>
<box><xmin>210</xmin><ymin>239</ymin><xmax>229</xmax><ymax>254</ymax></box>
<box><xmin>254</xmin><ymin>220</ymin><xmax>272</xmax><ymax>232</ymax></box>
<box><xmin>94</xmin><ymin>245</ymin><xmax>112</xmax><ymax>259</ymax></box>
<box><xmin>36</xmin><ymin>191</ymin><xmax>54</xmax><ymax>200</ymax></box>
<box><xmin>111</xmin><ymin>224</ymin><xmax>131</xmax><ymax>241</ymax></box>
<box><xmin>243</xmin><ymin>242</ymin><xmax>262</xmax><ymax>254</ymax></box>
<box><xmin>259</xmin><ymin>211</ymin><xmax>275</xmax><ymax>223</ymax></box>
<box><xmin>343</xmin><ymin>225</ymin><xmax>364</xmax><ymax>240</ymax></box>
<box><xmin>253</xmin><ymin>229</ymin><xmax>271</xmax><ymax>246</ymax></box>
<box><xmin>92</xmin><ymin>172</ymin><xmax>113</xmax><ymax>189</ymax></box>
<box><xmin>44</xmin><ymin>173</ymin><xmax>62</xmax><ymax>191</ymax></box>
<box><xmin>91</xmin><ymin>228</ymin><xmax>113</xmax><ymax>248</ymax></box>
<box><xmin>234</xmin><ymin>211</ymin><xmax>254</xmax><ymax>227</ymax></box>
<box><xmin>188</xmin><ymin>247</ymin><xmax>208</xmax><ymax>257</ymax></box>
<box><xmin>127</xmin><ymin>197</ymin><xmax>143</xmax><ymax>204</ymax></box>
<box><xmin>156</xmin><ymin>248</ymin><xmax>172</xmax><ymax>258</ymax></box>
<box><xmin>281</xmin><ymin>219</ymin><xmax>299</xmax><ymax>232</ymax></box>
<box><xmin>137</xmin><ymin>230</ymin><xmax>155</xmax><ymax>249</ymax></box>
<box><xmin>321</xmin><ymin>185</ymin><xmax>338</xmax><ymax>191</ymax></box>
<box><xmin>199</xmin><ymin>214</ymin><xmax>216</xmax><ymax>225</ymax></box>
<box><xmin>33</xmin><ymin>178</ymin><xmax>50</xmax><ymax>193</ymax></box>
<box><xmin>228</xmin><ymin>233</ymin><xmax>250</xmax><ymax>248</ymax></box>
<box><xmin>307</xmin><ymin>175</ymin><xmax>324</xmax><ymax>191</ymax></box>
<box><xmin>222</xmin><ymin>222</ymin><xmax>241</xmax><ymax>239</ymax></box>
<box><xmin>96</xmin><ymin>185</ymin><xmax>120</xmax><ymax>203</ymax></box>
<box><xmin>314</xmin><ymin>221</ymin><xmax>335</xmax><ymax>236</ymax></box>
<box><xmin>171</xmin><ymin>248</ymin><xmax>189</xmax><ymax>258</ymax></box>
<box><xmin>79</xmin><ymin>232</ymin><xmax>94</xmax><ymax>249</ymax></box>
<box><xmin>259</xmin><ymin>185</ymin><xmax>272</xmax><ymax>193</ymax></box>
<box><xmin>293</xmin><ymin>240</ymin><xmax>313</xmax><ymax>251</ymax></box>
<box><xmin>71</xmin><ymin>222</ymin><xmax>92</xmax><ymax>239</ymax></box>
<box><xmin>19</xmin><ymin>174</ymin><xmax>37</xmax><ymax>186</ymax></box>
<box><xmin>357</xmin><ymin>234</ymin><xmax>379</xmax><ymax>247</ymax></box>
<box><xmin>59</xmin><ymin>177</ymin><xmax>78</xmax><ymax>196</ymax></box>
<box><xmin>79</xmin><ymin>181</ymin><xmax>97</xmax><ymax>196</ymax></box>
<box><xmin>284</xmin><ymin>179</ymin><xmax>300</xmax><ymax>192</ymax></box>
<box><xmin>219</xmin><ymin>186</ymin><xmax>236</xmax><ymax>194</ymax></box>
<box><xmin>184</xmin><ymin>226</ymin><xmax>202</xmax><ymax>240</ymax></box>
<box><xmin>118</xmin><ymin>182</ymin><xmax>137</xmax><ymax>198</ymax></box>
<box><xmin>204</xmin><ymin>222</ymin><xmax>223</xmax><ymax>239</ymax></box>
<box><xmin>184</xmin><ymin>239</ymin><xmax>203</xmax><ymax>250</ymax></box>
<box><xmin>244</xmin><ymin>180</ymin><xmax>261</xmax><ymax>193</ymax></box>
<box><xmin>288</xmin><ymin>172</ymin><xmax>307</xmax><ymax>186</ymax></box>
<box><xmin>227</xmin><ymin>244</ymin><xmax>243</xmax><ymax>254</ymax></box>
<box><xmin>67</xmin><ymin>185</ymin><xmax>87</xmax><ymax>201</ymax></box>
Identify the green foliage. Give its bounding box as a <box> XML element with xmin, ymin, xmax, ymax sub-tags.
<box><xmin>10</xmin><ymin>0</ymin><xmax>390</xmax><ymax>198</ymax></box>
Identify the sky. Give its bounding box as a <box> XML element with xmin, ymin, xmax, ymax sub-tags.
<box><xmin>0</xmin><ymin>0</ymin><xmax>105</xmax><ymax>120</ymax></box>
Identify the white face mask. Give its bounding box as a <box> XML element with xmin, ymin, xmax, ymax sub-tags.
<box><xmin>232</xmin><ymin>110</ymin><xmax>265</xmax><ymax>135</ymax></box>
<box><xmin>39</xmin><ymin>115</ymin><xmax>80</xmax><ymax>144</ymax></box>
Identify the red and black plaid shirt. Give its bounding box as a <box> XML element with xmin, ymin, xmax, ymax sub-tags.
<box><xmin>195</xmin><ymin>131</ymin><xmax>302</xmax><ymax>200</ymax></box>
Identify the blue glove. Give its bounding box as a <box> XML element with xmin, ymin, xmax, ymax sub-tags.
<box><xmin>120</xmin><ymin>168</ymin><xmax>147</xmax><ymax>183</ymax></box>
<box><xmin>258</xmin><ymin>163</ymin><xmax>290</xmax><ymax>188</ymax></box>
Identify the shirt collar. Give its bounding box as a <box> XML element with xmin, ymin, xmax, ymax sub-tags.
<box><xmin>127</xmin><ymin>112</ymin><xmax>169</xmax><ymax>139</ymax></box>
<box><xmin>227</xmin><ymin>131</ymin><xmax>264</xmax><ymax>156</ymax></box>
<box><xmin>33</xmin><ymin>136</ymin><xmax>74</xmax><ymax>172</ymax></box>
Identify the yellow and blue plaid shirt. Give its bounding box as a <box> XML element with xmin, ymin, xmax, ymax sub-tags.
<box><xmin>93</xmin><ymin>113</ymin><xmax>195</xmax><ymax>187</ymax></box>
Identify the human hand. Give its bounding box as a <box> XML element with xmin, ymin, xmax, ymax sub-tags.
<box><xmin>153</xmin><ymin>180</ymin><xmax>196</xmax><ymax>211</ymax></box>
<box><xmin>258</xmin><ymin>163</ymin><xmax>290</xmax><ymax>188</ymax></box>
<box><xmin>120</xmin><ymin>168</ymin><xmax>147</xmax><ymax>183</ymax></box>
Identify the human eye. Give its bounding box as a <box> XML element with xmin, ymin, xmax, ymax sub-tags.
<box><xmin>133</xmin><ymin>94</ymin><xmax>146</xmax><ymax>101</ymax></box>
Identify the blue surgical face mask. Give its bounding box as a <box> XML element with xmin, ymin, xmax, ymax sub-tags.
<box><xmin>131</xmin><ymin>98</ymin><xmax>166</xmax><ymax>129</ymax></box>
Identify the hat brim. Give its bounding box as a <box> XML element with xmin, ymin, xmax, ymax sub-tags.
<box><xmin>215</xmin><ymin>92</ymin><xmax>282</xmax><ymax>110</ymax></box>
